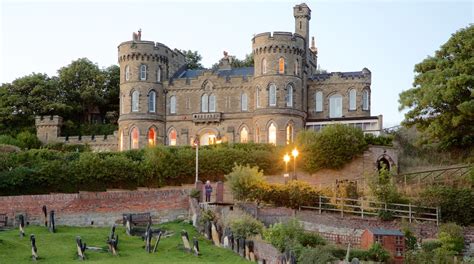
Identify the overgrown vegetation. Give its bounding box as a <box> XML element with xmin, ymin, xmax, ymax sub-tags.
<box><xmin>0</xmin><ymin>131</ymin><xmax>41</xmax><ymax>149</ymax></box>
<box><xmin>228</xmin><ymin>213</ymin><xmax>263</xmax><ymax>239</ymax></box>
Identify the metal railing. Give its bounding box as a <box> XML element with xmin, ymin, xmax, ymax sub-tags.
<box><xmin>396</xmin><ymin>164</ymin><xmax>471</xmax><ymax>187</ymax></box>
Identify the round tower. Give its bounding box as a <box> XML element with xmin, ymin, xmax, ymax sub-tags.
<box><xmin>117</xmin><ymin>32</ymin><xmax>168</xmax><ymax>150</ymax></box>
<box><xmin>251</xmin><ymin>32</ymin><xmax>307</xmax><ymax>145</ymax></box>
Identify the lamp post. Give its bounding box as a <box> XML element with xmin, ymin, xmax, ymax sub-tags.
<box><xmin>283</xmin><ymin>153</ymin><xmax>290</xmax><ymax>183</ymax></box>
<box><xmin>194</xmin><ymin>137</ymin><xmax>200</xmax><ymax>183</ymax></box>
<box><xmin>292</xmin><ymin>148</ymin><xmax>299</xmax><ymax>180</ymax></box>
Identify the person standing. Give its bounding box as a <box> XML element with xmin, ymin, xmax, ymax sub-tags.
<box><xmin>205</xmin><ymin>180</ymin><xmax>213</xmax><ymax>202</ymax></box>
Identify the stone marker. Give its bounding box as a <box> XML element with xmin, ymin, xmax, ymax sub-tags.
<box><xmin>246</xmin><ymin>240</ymin><xmax>255</xmax><ymax>261</ymax></box>
<box><xmin>222</xmin><ymin>227</ymin><xmax>232</xmax><ymax>248</ymax></box>
<box><xmin>204</xmin><ymin>220</ymin><xmax>211</xmax><ymax>240</ymax></box>
<box><xmin>284</xmin><ymin>250</ymin><xmax>297</xmax><ymax>264</ymax></box>
<box><xmin>238</xmin><ymin>238</ymin><xmax>245</xmax><ymax>257</ymax></box>
<box><xmin>76</xmin><ymin>236</ymin><xmax>87</xmax><ymax>260</ymax></box>
<box><xmin>192</xmin><ymin>237</ymin><xmax>200</xmax><ymax>256</ymax></box>
<box><xmin>211</xmin><ymin>221</ymin><xmax>220</xmax><ymax>246</ymax></box>
<box><xmin>42</xmin><ymin>205</ymin><xmax>47</xmax><ymax>227</ymax></box>
<box><xmin>19</xmin><ymin>214</ymin><xmax>25</xmax><ymax>238</ymax></box>
<box><xmin>351</xmin><ymin>258</ymin><xmax>360</xmax><ymax>264</ymax></box>
<box><xmin>107</xmin><ymin>225</ymin><xmax>119</xmax><ymax>255</ymax></box>
<box><xmin>144</xmin><ymin>222</ymin><xmax>152</xmax><ymax>253</ymax></box>
<box><xmin>152</xmin><ymin>231</ymin><xmax>162</xmax><ymax>253</ymax></box>
<box><xmin>30</xmin><ymin>234</ymin><xmax>38</xmax><ymax>261</ymax></box>
<box><xmin>48</xmin><ymin>210</ymin><xmax>55</xmax><ymax>233</ymax></box>
<box><xmin>181</xmin><ymin>230</ymin><xmax>191</xmax><ymax>252</ymax></box>
<box><xmin>125</xmin><ymin>214</ymin><xmax>132</xmax><ymax>236</ymax></box>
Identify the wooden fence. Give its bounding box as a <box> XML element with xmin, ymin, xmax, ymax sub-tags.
<box><xmin>300</xmin><ymin>196</ymin><xmax>440</xmax><ymax>225</ymax></box>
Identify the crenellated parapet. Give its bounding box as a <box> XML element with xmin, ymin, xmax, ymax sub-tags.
<box><xmin>309</xmin><ymin>68</ymin><xmax>371</xmax><ymax>84</ymax></box>
<box><xmin>252</xmin><ymin>32</ymin><xmax>305</xmax><ymax>56</ymax></box>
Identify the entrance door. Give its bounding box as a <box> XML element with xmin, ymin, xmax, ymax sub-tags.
<box><xmin>200</xmin><ymin>133</ymin><xmax>216</xmax><ymax>146</ymax></box>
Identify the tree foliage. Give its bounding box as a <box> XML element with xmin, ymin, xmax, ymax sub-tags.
<box><xmin>230</xmin><ymin>53</ymin><xmax>254</xmax><ymax>68</ymax></box>
<box><xmin>399</xmin><ymin>25</ymin><xmax>474</xmax><ymax>150</ymax></box>
<box><xmin>180</xmin><ymin>50</ymin><xmax>204</xmax><ymax>70</ymax></box>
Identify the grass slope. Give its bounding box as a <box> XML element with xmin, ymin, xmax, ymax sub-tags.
<box><xmin>0</xmin><ymin>221</ymin><xmax>249</xmax><ymax>264</ymax></box>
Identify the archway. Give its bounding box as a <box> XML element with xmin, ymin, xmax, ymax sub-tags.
<box><xmin>377</xmin><ymin>157</ymin><xmax>390</xmax><ymax>172</ymax></box>
<box><xmin>200</xmin><ymin>132</ymin><xmax>217</xmax><ymax>146</ymax></box>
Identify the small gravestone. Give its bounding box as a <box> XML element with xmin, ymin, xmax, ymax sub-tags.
<box><xmin>107</xmin><ymin>225</ymin><xmax>119</xmax><ymax>256</ymax></box>
<box><xmin>30</xmin><ymin>234</ymin><xmax>38</xmax><ymax>261</ymax></box>
<box><xmin>48</xmin><ymin>210</ymin><xmax>55</xmax><ymax>233</ymax></box>
<box><xmin>277</xmin><ymin>254</ymin><xmax>286</xmax><ymax>264</ymax></box>
<box><xmin>204</xmin><ymin>221</ymin><xmax>211</xmax><ymax>240</ymax></box>
<box><xmin>351</xmin><ymin>258</ymin><xmax>360</xmax><ymax>264</ymax></box>
<box><xmin>76</xmin><ymin>236</ymin><xmax>87</xmax><ymax>260</ymax></box>
<box><xmin>246</xmin><ymin>240</ymin><xmax>255</xmax><ymax>261</ymax></box>
<box><xmin>192</xmin><ymin>237</ymin><xmax>200</xmax><ymax>256</ymax></box>
<box><xmin>211</xmin><ymin>221</ymin><xmax>220</xmax><ymax>246</ymax></box>
<box><xmin>181</xmin><ymin>230</ymin><xmax>191</xmax><ymax>252</ymax></box>
<box><xmin>42</xmin><ymin>206</ymin><xmax>47</xmax><ymax>227</ymax></box>
<box><xmin>125</xmin><ymin>214</ymin><xmax>132</xmax><ymax>236</ymax></box>
<box><xmin>152</xmin><ymin>231</ymin><xmax>162</xmax><ymax>253</ymax></box>
<box><xmin>144</xmin><ymin>223</ymin><xmax>152</xmax><ymax>253</ymax></box>
<box><xmin>284</xmin><ymin>250</ymin><xmax>297</xmax><ymax>264</ymax></box>
<box><xmin>233</xmin><ymin>237</ymin><xmax>240</xmax><ymax>254</ymax></box>
<box><xmin>222</xmin><ymin>227</ymin><xmax>232</xmax><ymax>248</ymax></box>
<box><xmin>238</xmin><ymin>238</ymin><xmax>245</xmax><ymax>257</ymax></box>
<box><xmin>19</xmin><ymin>214</ymin><xmax>25</xmax><ymax>238</ymax></box>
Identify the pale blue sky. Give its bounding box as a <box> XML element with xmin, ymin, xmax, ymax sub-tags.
<box><xmin>1</xmin><ymin>0</ymin><xmax>473</xmax><ymax>127</ymax></box>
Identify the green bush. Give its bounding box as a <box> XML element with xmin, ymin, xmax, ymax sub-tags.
<box><xmin>228</xmin><ymin>213</ymin><xmax>263</xmax><ymax>239</ymax></box>
<box><xmin>417</xmin><ymin>186</ymin><xmax>474</xmax><ymax>225</ymax></box>
<box><xmin>421</xmin><ymin>240</ymin><xmax>442</xmax><ymax>252</ymax></box>
<box><xmin>190</xmin><ymin>189</ymin><xmax>200</xmax><ymax>199</ymax></box>
<box><xmin>367</xmin><ymin>166</ymin><xmax>409</xmax><ymax>204</ymax></box>
<box><xmin>438</xmin><ymin>223</ymin><xmax>465</xmax><ymax>254</ymax></box>
<box><xmin>0</xmin><ymin>135</ymin><xmax>21</xmax><ymax>148</ymax></box>
<box><xmin>364</xmin><ymin>133</ymin><xmax>393</xmax><ymax>146</ymax></box>
<box><xmin>225</xmin><ymin>164</ymin><xmax>265</xmax><ymax>201</ymax></box>
<box><xmin>296</xmin><ymin>125</ymin><xmax>367</xmax><ymax>172</ymax></box>
<box><xmin>43</xmin><ymin>142</ymin><xmax>91</xmax><ymax>152</ymax></box>
<box><xmin>367</xmin><ymin>242</ymin><xmax>390</xmax><ymax>262</ymax></box>
<box><xmin>16</xmin><ymin>131</ymin><xmax>42</xmax><ymax>149</ymax></box>
<box><xmin>378</xmin><ymin>210</ymin><xmax>394</xmax><ymax>221</ymax></box>
<box><xmin>298</xmin><ymin>247</ymin><xmax>336</xmax><ymax>264</ymax></box>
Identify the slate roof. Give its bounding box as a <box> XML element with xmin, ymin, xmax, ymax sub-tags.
<box><xmin>174</xmin><ymin>67</ymin><xmax>254</xmax><ymax>79</ymax></box>
<box><xmin>368</xmin><ymin>228</ymin><xmax>403</xmax><ymax>236</ymax></box>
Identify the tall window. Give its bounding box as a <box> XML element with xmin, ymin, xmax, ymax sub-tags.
<box><xmin>286</xmin><ymin>84</ymin><xmax>293</xmax><ymax>107</ymax></box>
<box><xmin>168</xmin><ymin>129</ymin><xmax>177</xmax><ymax>146</ymax></box>
<box><xmin>294</xmin><ymin>59</ymin><xmax>299</xmax><ymax>75</ymax></box>
<box><xmin>170</xmin><ymin>95</ymin><xmax>176</xmax><ymax>114</ymax></box>
<box><xmin>269</xmin><ymin>84</ymin><xmax>277</xmax><ymax>106</ymax></box>
<box><xmin>132</xmin><ymin>90</ymin><xmax>139</xmax><ymax>112</ymax></box>
<box><xmin>148</xmin><ymin>128</ymin><xmax>156</xmax><ymax>146</ymax></box>
<box><xmin>278</xmin><ymin>58</ymin><xmax>285</xmax><ymax>74</ymax></box>
<box><xmin>362</xmin><ymin>90</ymin><xmax>369</xmax><ymax>110</ymax></box>
<box><xmin>241</xmin><ymin>93</ymin><xmax>248</xmax><ymax>111</ymax></box>
<box><xmin>148</xmin><ymin>91</ymin><xmax>156</xmax><ymax>113</ymax></box>
<box><xmin>119</xmin><ymin>130</ymin><xmax>124</xmax><ymax>151</ymax></box>
<box><xmin>262</xmin><ymin>58</ymin><xmax>267</xmax><ymax>74</ymax></box>
<box><xmin>201</xmin><ymin>94</ymin><xmax>209</xmax><ymax>112</ymax></box>
<box><xmin>140</xmin><ymin>65</ymin><xmax>147</xmax><ymax>80</ymax></box>
<box><xmin>329</xmin><ymin>94</ymin><xmax>343</xmax><ymax>118</ymax></box>
<box><xmin>255</xmin><ymin>127</ymin><xmax>260</xmax><ymax>143</ymax></box>
<box><xmin>349</xmin><ymin>89</ymin><xmax>356</xmax><ymax>111</ymax></box>
<box><xmin>315</xmin><ymin>91</ymin><xmax>323</xmax><ymax>112</ymax></box>
<box><xmin>268</xmin><ymin>123</ymin><xmax>277</xmax><ymax>145</ymax></box>
<box><xmin>286</xmin><ymin>124</ymin><xmax>293</xmax><ymax>144</ymax></box>
<box><xmin>256</xmin><ymin>87</ymin><xmax>261</xmax><ymax>108</ymax></box>
<box><xmin>240</xmin><ymin>127</ymin><xmax>248</xmax><ymax>143</ymax></box>
<box><xmin>131</xmin><ymin>127</ymin><xmax>139</xmax><ymax>149</ymax></box>
<box><xmin>157</xmin><ymin>67</ymin><xmax>161</xmax><ymax>82</ymax></box>
<box><xmin>209</xmin><ymin>94</ymin><xmax>216</xmax><ymax>112</ymax></box>
<box><xmin>125</xmin><ymin>65</ymin><xmax>130</xmax><ymax>81</ymax></box>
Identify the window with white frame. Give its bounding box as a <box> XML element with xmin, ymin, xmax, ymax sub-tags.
<box><xmin>140</xmin><ymin>65</ymin><xmax>147</xmax><ymax>80</ymax></box>
<box><xmin>240</xmin><ymin>127</ymin><xmax>248</xmax><ymax>143</ymax></box>
<box><xmin>349</xmin><ymin>89</ymin><xmax>356</xmax><ymax>110</ymax></box>
<box><xmin>131</xmin><ymin>90</ymin><xmax>139</xmax><ymax>112</ymax></box>
<box><xmin>201</xmin><ymin>94</ymin><xmax>209</xmax><ymax>112</ymax></box>
<box><xmin>315</xmin><ymin>91</ymin><xmax>323</xmax><ymax>112</ymax></box>
<box><xmin>148</xmin><ymin>91</ymin><xmax>156</xmax><ymax>113</ymax></box>
<box><xmin>362</xmin><ymin>89</ymin><xmax>369</xmax><ymax>110</ymax></box>
<box><xmin>286</xmin><ymin>84</ymin><xmax>293</xmax><ymax>107</ymax></box>
<box><xmin>170</xmin><ymin>95</ymin><xmax>176</xmax><ymax>114</ymax></box>
<box><xmin>269</xmin><ymin>84</ymin><xmax>277</xmax><ymax>106</ymax></box>
<box><xmin>268</xmin><ymin>123</ymin><xmax>277</xmax><ymax>145</ymax></box>
<box><xmin>125</xmin><ymin>65</ymin><xmax>130</xmax><ymax>81</ymax></box>
<box><xmin>209</xmin><ymin>94</ymin><xmax>216</xmax><ymax>112</ymax></box>
<box><xmin>241</xmin><ymin>93</ymin><xmax>248</xmax><ymax>111</ymax></box>
<box><xmin>329</xmin><ymin>94</ymin><xmax>342</xmax><ymax>118</ymax></box>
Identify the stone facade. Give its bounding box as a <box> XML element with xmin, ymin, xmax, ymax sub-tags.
<box><xmin>117</xmin><ymin>3</ymin><xmax>382</xmax><ymax>150</ymax></box>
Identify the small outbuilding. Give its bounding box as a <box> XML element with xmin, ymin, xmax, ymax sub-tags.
<box><xmin>361</xmin><ymin>228</ymin><xmax>404</xmax><ymax>263</ymax></box>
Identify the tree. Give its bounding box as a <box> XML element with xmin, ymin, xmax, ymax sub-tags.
<box><xmin>180</xmin><ymin>50</ymin><xmax>204</xmax><ymax>70</ymax></box>
<box><xmin>230</xmin><ymin>53</ymin><xmax>254</xmax><ymax>68</ymax></box>
<box><xmin>399</xmin><ymin>25</ymin><xmax>474</xmax><ymax>150</ymax></box>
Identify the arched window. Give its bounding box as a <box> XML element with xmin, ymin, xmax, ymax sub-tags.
<box><xmin>140</xmin><ymin>65</ymin><xmax>147</xmax><ymax>80</ymax></box>
<box><xmin>286</xmin><ymin>84</ymin><xmax>293</xmax><ymax>107</ymax></box>
<box><xmin>286</xmin><ymin>124</ymin><xmax>294</xmax><ymax>144</ymax></box>
<box><xmin>201</xmin><ymin>94</ymin><xmax>209</xmax><ymax>112</ymax></box>
<box><xmin>329</xmin><ymin>94</ymin><xmax>343</xmax><ymax>118</ymax></box>
<box><xmin>148</xmin><ymin>128</ymin><xmax>156</xmax><ymax>146</ymax></box>
<box><xmin>256</xmin><ymin>87</ymin><xmax>261</xmax><ymax>108</ymax></box>
<box><xmin>295</xmin><ymin>59</ymin><xmax>299</xmax><ymax>75</ymax></box>
<box><xmin>170</xmin><ymin>95</ymin><xmax>176</xmax><ymax>114</ymax></box>
<box><xmin>268</xmin><ymin>123</ymin><xmax>277</xmax><ymax>145</ymax></box>
<box><xmin>131</xmin><ymin>127</ymin><xmax>139</xmax><ymax>149</ymax></box>
<box><xmin>362</xmin><ymin>90</ymin><xmax>369</xmax><ymax>110</ymax></box>
<box><xmin>269</xmin><ymin>84</ymin><xmax>277</xmax><ymax>107</ymax></box>
<box><xmin>349</xmin><ymin>89</ymin><xmax>356</xmax><ymax>111</ymax></box>
<box><xmin>119</xmin><ymin>130</ymin><xmax>124</xmax><ymax>151</ymax></box>
<box><xmin>255</xmin><ymin>127</ymin><xmax>260</xmax><ymax>143</ymax></box>
<box><xmin>131</xmin><ymin>90</ymin><xmax>139</xmax><ymax>112</ymax></box>
<box><xmin>278</xmin><ymin>58</ymin><xmax>285</xmax><ymax>74</ymax></box>
<box><xmin>240</xmin><ymin>127</ymin><xmax>248</xmax><ymax>143</ymax></box>
<box><xmin>168</xmin><ymin>129</ymin><xmax>177</xmax><ymax>146</ymax></box>
<box><xmin>262</xmin><ymin>58</ymin><xmax>267</xmax><ymax>74</ymax></box>
<box><xmin>157</xmin><ymin>67</ymin><xmax>161</xmax><ymax>82</ymax></box>
<box><xmin>209</xmin><ymin>94</ymin><xmax>216</xmax><ymax>112</ymax></box>
<box><xmin>125</xmin><ymin>65</ymin><xmax>130</xmax><ymax>81</ymax></box>
<box><xmin>241</xmin><ymin>93</ymin><xmax>248</xmax><ymax>111</ymax></box>
<box><xmin>315</xmin><ymin>91</ymin><xmax>323</xmax><ymax>112</ymax></box>
<box><xmin>148</xmin><ymin>91</ymin><xmax>156</xmax><ymax>113</ymax></box>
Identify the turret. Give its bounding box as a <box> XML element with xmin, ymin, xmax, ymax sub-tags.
<box><xmin>293</xmin><ymin>3</ymin><xmax>311</xmax><ymax>46</ymax></box>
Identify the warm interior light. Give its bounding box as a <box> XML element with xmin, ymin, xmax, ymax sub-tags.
<box><xmin>284</xmin><ymin>154</ymin><xmax>290</xmax><ymax>163</ymax></box>
<box><xmin>292</xmin><ymin>148</ymin><xmax>299</xmax><ymax>158</ymax></box>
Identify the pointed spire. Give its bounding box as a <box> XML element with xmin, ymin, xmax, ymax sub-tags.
<box><xmin>310</xmin><ymin>36</ymin><xmax>317</xmax><ymax>53</ymax></box>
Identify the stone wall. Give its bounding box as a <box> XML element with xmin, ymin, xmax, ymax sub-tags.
<box><xmin>0</xmin><ymin>188</ymin><xmax>190</xmax><ymax>227</ymax></box>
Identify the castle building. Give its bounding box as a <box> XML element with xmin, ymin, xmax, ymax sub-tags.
<box><xmin>117</xmin><ymin>3</ymin><xmax>382</xmax><ymax>150</ymax></box>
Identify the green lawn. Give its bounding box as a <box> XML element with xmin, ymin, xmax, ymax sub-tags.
<box><xmin>0</xmin><ymin>221</ymin><xmax>249</xmax><ymax>263</ymax></box>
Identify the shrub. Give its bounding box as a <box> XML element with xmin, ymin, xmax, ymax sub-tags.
<box><xmin>199</xmin><ymin>209</ymin><xmax>216</xmax><ymax>227</ymax></box>
<box><xmin>298</xmin><ymin>247</ymin><xmax>336</xmax><ymax>264</ymax></box>
<box><xmin>0</xmin><ymin>135</ymin><xmax>21</xmax><ymax>148</ymax></box>
<box><xmin>378</xmin><ymin>210</ymin><xmax>394</xmax><ymax>221</ymax></box>
<box><xmin>421</xmin><ymin>240</ymin><xmax>442</xmax><ymax>252</ymax></box>
<box><xmin>402</xmin><ymin>225</ymin><xmax>418</xmax><ymax>251</ymax></box>
<box><xmin>190</xmin><ymin>189</ymin><xmax>200</xmax><ymax>199</ymax></box>
<box><xmin>367</xmin><ymin>242</ymin><xmax>390</xmax><ymax>262</ymax></box>
<box><xmin>417</xmin><ymin>186</ymin><xmax>474</xmax><ymax>225</ymax></box>
<box><xmin>367</xmin><ymin>166</ymin><xmax>409</xmax><ymax>204</ymax></box>
<box><xmin>438</xmin><ymin>223</ymin><xmax>465</xmax><ymax>254</ymax></box>
<box><xmin>225</xmin><ymin>164</ymin><xmax>265</xmax><ymax>201</ymax></box>
<box><xmin>16</xmin><ymin>131</ymin><xmax>42</xmax><ymax>149</ymax></box>
<box><xmin>43</xmin><ymin>142</ymin><xmax>91</xmax><ymax>152</ymax></box>
<box><xmin>364</xmin><ymin>133</ymin><xmax>393</xmax><ymax>146</ymax></box>
<box><xmin>228</xmin><ymin>213</ymin><xmax>263</xmax><ymax>239</ymax></box>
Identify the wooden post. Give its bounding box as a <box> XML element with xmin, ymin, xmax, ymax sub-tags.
<box><xmin>409</xmin><ymin>204</ymin><xmax>412</xmax><ymax>223</ymax></box>
<box><xmin>360</xmin><ymin>197</ymin><xmax>364</xmax><ymax>219</ymax></box>
<box><xmin>341</xmin><ymin>198</ymin><xmax>344</xmax><ymax>218</ymax></box>
<box><xmin>318</xmin><ymin>196</ymin><xmax>322</xmax><ymax>214</ymax></box>
<box><xmin>436</xmin><ymin>207</ymin><xmax>440</xmax><ymax>226</ymax></box>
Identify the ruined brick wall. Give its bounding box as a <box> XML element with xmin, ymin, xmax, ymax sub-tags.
<box><xmin>0</xmin><ymin>188</ymin><xmax>190</xmax><ymax>227</ymax></box>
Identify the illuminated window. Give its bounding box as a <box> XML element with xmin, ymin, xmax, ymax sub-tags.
<box><xmin>125</xmin><ymin>65</ymin><xmax>130</xmax><ymax>81</ymax></box>
<box><xmin>169</xmin><ymin>129</ymin><xmax>177</xmax><ymax>146</ymax></box>
<box><xmin>201</xmin><ymin>94</ymin><xmax>209</xmax><ymax>112</ymax></box>
<box><xmin>315</xmin><ymin>91</ymin><xmax>323</xmax><ymax>112</ymax></box>
<box><xmin>255</xmin><ymin>127</ymin><xmax>260</xmax><ymax>143</ymax></box>
<box><xmin>119</xmin><ymin>130</ymin><xmax>124</xmax><ymax>151</ymax></box>
<box><xmin>148</xmin><ymin>128</ymin><xmax>155</xmax><ymax>146</ymax></box>
<box><xmin>278</xmin><ymin>58</ymin><xmax>285</xmax><ymax>74</ymax></box>
<box><xmin>269</xmin><ymin>84</ymin><xmax>276</xmax><ymax>106</ymax></box>
<box><xmin>131</xmin><ymin>127</ymin><xmax>139</xmax><ymax>149</ymax></box>
<box><xmin>157</xmin><ymin>67</ymin><xmax>161</xmax><ymax>82</ymax></box>
<box><xmin>209</xmin><ymin>94</ymin><xmax>216</xmax><ymax>112</ymax></box>
<box><xmin>240</xmin><ymin>127</ymin><xmax>248</xmax><ymax>143</ymax></box>
<box><xmin>140</xmin><ymin>65</ymin><xmax>147</xmax><ymax>80</ymax></box>
<box><xmin>286</xmin><ymin>124</ymin><xmax>293</xmax><ymax>144</ymax></box>
<box><xmin>241</xmin><ymin>93</ymin><xmax>248</xmax><ymax>111</ymax></box>
<box><xmin>131</xmin><ymin>91</ymin><xmax>139</xmax><ymax>112</ymax></box>
<box><xmin>148</xmin><ymin>91</ymin><xmax>156</xmax><ymax>113</ymax></box>
<box><xmin>170</xmin><ymin>95</ymin><xmax>176</xmax><ymax>114</ymax></box>
<box><xmin>362</xmin><ymin>89</ymin><xmax>369</xmax><ymax>110</ymax></box>
<box><xmin>262</xmin><ymin>58</ymin><xmax>267</xmax><ymax>74</ymax></box>
<box><xmin>256</xmin><ymin>87</ymin><xmax>261</xmax><ymax>108</ymax></box>
<box><xmin>286</xmin><ymin>84</ymin><xmax>293</xmax><ymax>107</ymax></box>
<box><xmin>329</xmin><ymin>94</ymin><xmax>342</xmax><ymax>118</ymax></box>
<box><xmin>349</xmin><ymin>89</ymin><xmax>356</xmax><ymax>111</ymax></box>
<box><xmin>268</xmin><ymin>123</ymin><xmax>277</xmax><ymax>145</ymax></box>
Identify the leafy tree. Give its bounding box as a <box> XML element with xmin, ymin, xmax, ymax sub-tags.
<box><xmin>228</xmin><ymin>213</ymin><xmax>263</xmax><ymax>239</ymax></box>
<box><xmin>399</xmin><ymin>25</ymin><xmax>474</xmax><ymax>150</ymax></box>
<box><xmin>225</xmin><ymin>164</ymin><xmax>264</xmax><ymax>201</ymax></box>
<box><xmin>180</xmin><ymin>50</ymin><xmax>204</xmax><ymax>70</ymax></box>
<box><xmin>230</xmin><ymin>53</ymin><xmax>254</xmax><ymax>68</ymax></box>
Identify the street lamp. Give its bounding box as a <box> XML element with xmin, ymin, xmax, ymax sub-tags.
<box><xmin>283</xmin><ymin>154</ymin><xmax>290</xmax><ymax>183</ymax></box>
<box><xmin>292</xmin><ymin>148</ymin><xmax>299</xmax><ymax>180</ymax></box>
